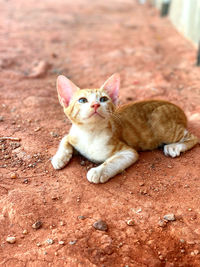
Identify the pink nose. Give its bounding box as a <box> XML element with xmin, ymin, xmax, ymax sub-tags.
<box><xmin>91</xmin><ymin>102</ymin><xmax>100</xmax><ymax>111</ymax></box>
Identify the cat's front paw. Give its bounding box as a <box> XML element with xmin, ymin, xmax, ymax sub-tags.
<box><xmin>51</xmin><ymin>153</ymin><xmax>71</xmax><ymax>170</ymax></box>
<box><xmin>164</xmin><ymin>143</ymin><xmax>186</xmax><ymax>158</ymax></box>
<box><xmin>87</xmin><ymin>166</ymin><xmax>110</xmax><ymax>184</ymax></box>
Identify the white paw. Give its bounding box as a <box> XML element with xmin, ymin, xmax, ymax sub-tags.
<box><xmin>87</xmin><ymin>166</ymin><xmax>110</xmax><ymax>184</ymax></box>
<box><xmin>164</xmin><ymin>143</ymin><xmax>186</xmax><ymax>158</ymax></box>
<box><xmin>51</xmin><ymin>153</ymin><xmax>71</xmax><ymax>170</ymax></box>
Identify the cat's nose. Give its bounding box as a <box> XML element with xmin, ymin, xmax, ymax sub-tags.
<box><xmin>91</xmin><ymin>102</ymin><xmax>100</xmax><ymax>111</ymax></box>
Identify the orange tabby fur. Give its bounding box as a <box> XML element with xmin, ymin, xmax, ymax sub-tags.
<box><xmin>51</xmin><ymin>74</ymin><xmax>198</xmax><ymax>183</ymax></box>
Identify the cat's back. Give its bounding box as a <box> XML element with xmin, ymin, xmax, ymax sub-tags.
<box><xmin>117</xmin><ymin>100</ymin><xmax>183</xmax><ymax>118</ymax></box>
<box><xmin>113</xmin><ymin>100</ymin><xmax>187</xmax><ymax>150</ymax></box>
<box><xmin>115</xmin><ymin>100</ymin><xmax>186</xmax><ymax>124</ymax></box>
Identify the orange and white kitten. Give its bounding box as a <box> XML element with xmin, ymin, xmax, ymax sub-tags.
<box><xmin>51</xmin><ymin>74</ymin><xmax>198</xmax><ymax>183</ymax></box>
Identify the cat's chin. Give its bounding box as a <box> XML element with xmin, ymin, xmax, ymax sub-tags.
<box><xmin>81</xmin><ymin>113</ymin><xmax>109</xmax><ymax>125</ymax></box>
<box><xmin>86</xmin><ymin>117</ymin><xmax>106</xmax><ymax>124</ymax></box>
<box><xmin>88</xmin><ymin>111</ymin><xmax>105</xmax><ymax>119</ymax></box>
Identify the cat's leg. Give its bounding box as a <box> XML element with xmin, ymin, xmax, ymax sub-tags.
<box><xmin>51</xmin><ymin>135</ymin><xmax>73</xmax><ymax>169</ymax></box>
<box><xmin>87</xmin><ymin>147</ymin><xmax>138</xmax><ymax>184</ymax></box>
<box><xmin>164</xmin><ymin>130</ymin><xmax>198</xmax><ymax>158</ymax></box>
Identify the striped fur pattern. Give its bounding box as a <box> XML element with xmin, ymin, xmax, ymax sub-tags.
<box><xmin>51</xmin><ymin>74</ymin><xmax>198</xmax><ymax>183</ymax></box>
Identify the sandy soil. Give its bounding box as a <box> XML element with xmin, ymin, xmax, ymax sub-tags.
<box><xmin>0</xmin><ymin>0</ymin><xmax>200</xmax><ymax>266</ymax></box>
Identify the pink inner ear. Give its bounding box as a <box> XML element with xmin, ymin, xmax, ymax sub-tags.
<box><xmin>101</xmin><ymin>73</ymin><xmax>120</xmax><ymax>104</ymax></box>
<box><xmin>57</xmin><ymin>75</ymin><xmax>79</xmax><ymax>107</ymax></box>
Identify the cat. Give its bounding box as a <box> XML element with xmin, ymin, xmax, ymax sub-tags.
<box><xmin>51</xmin><ymin>73</ymin><xmax>198</xmax><ymax>183</ymax></box>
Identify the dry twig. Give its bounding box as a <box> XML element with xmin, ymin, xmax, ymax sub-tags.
<box><xmin>0</xmin><ymin>137</ymin><xmax>21</xmax><ymax>141</ymax></box>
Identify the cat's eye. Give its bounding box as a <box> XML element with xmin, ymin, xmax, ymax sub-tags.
<box><xmin>100</xmin><ymin>96</ymin><xmax>108</xmax><ymax>102</ymax></box>
<box><xmin>78</xmin><ymin>97</ymin><xmax>88</xmax><ymax>103</ymax></box>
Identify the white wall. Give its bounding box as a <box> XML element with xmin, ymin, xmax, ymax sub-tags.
<box><xmin>152</xmin><ymin>0</ymin><xmax>200</xmax><ymax>46</ymax></box>
<box><xmin>169</xmin><ymin>0</ymin><xmax>200</xmax><ymax>45</ymax></box>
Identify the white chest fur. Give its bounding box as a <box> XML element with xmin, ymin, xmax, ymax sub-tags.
<box><xmin>69</xmin><ymin>124</ymin><xmax>112</xmax><ymax>163</ymax></box>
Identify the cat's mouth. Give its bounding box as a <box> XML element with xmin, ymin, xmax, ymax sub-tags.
<box><xmin>88</xmin><ymin>111</ymin><xmax>105</xmax><ymax>119</ymax></box>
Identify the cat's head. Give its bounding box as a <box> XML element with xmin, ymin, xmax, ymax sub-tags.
<box><xmin>56</xmin><ymin>73</ymin><xmax>120</xmax><ymax>125</ymax></box>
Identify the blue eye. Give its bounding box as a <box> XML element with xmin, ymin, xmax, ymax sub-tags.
<box><xmin>100</xmin><ymin>96</ymin><xmax>108</xmax><ymax>102</ymax></box>
<box><xmin>78</xmin><ymin>97</ymin><xmax>88</xmax><ymax>103</ymax></box>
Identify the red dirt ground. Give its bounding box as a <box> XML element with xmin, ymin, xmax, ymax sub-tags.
<box><xmin>0</xmin><ymin>0</ymin><xmax>200</xmax><ymax>266</ymax></box>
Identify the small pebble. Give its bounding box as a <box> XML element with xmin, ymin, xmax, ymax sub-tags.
<box><xmin>80</xmin><ymin>160</ymin><xmax>86</xmax><ymax>166</ymax></box>
<box><xmin>22</xmin><ymin>229</ymin><xmax>28</xmax><ymax>235</ymax></box>
<box><xmin>69</xmin><ymin>240</ymin><xmax>77</xmax><ymax>245</ymax></box>
<box><xmin>93</xmin><ymin>220</ymin><xmax>108</xmax><ymax>231</ymax></box>
<box><xmin>58</xmin><ymin>240</ymin><xmax>65</xmax><ymax>245</ymax></box>
<box><xmin>163</xmin><ymin>214</ymin><xmax>176</xmax><ymax>221</ymax></box>
<box><xmin>2</xmin><ymin>164</ymin><xmax>7</xmax><ymax>168</ymax></box>
<box><xmin>187</xmin><ymin>241</ymin><xmax>195</xmax><ymax>245</ymax></box>
<box><xmin>191</xmin><ymin>250</ymin><xmax>199</xmax><ymax>256</ymax></box>
<box><xmin>44</xmin><ymin>251</ymin><xmax>47</xmax><ymax>255</ymax></box>
<box><xmin>51</xmin><ymin>195</ymin><xmax>59</xmax><ymax>200</ymax></box>
<box><xmin>126</xmin><ymin>219</ymin><xmax>135</xmax><ymax>226</ymax></box>
<box><xmin>136</xmin><ymin>208</ymin><xmax>142</xmax><ymax>213</ymax></box>
<box><xmin>32</xmin><ymin>221</ymin><xmax>43</xmax><ymax>230</ymax></box>
<box><xmin>158</xmin><ymin>219</ymin><xmax>167</xmax><ymax>228</ymax></box>
<box><xmin>46</xmin><ymin>239</ymin><xmax>54</xmax><ymax>245</ymax></box>
<box><xmin>78</xmin><ymin>215</ymin><xmax>86</xmax><ymax>220</ymax></box>
<box><xmin>60</xmin><ymin>221</ymin><xmax>65</xmax><ymax>226</ymax></box>
<box><xmin>0</xmin><ymin>116</ymin><xmax>4</xmax><ymax>122</ymax></box>
<box><xmin>34</xmin><ymin>127</ymin><xmax>41</xmax><ymax>132</ymax></box>
<box><xmin>10</xmin><ymin>172</ymin><xmax>18</xmax><ymax>179</ymax></box>
<box><xmin>180</xmin><ymin>249</ymin><xmax>185</xmax><ymax>253</ymax></box>
<box><xmin>23</xmin><ymin>179</ymin><xmax>29</xmax><ymax>184</ymax></box>
<box><xmin>118</xmin><ymin>242</ymin><xmax>123</xmax><ymax>248</ymax></box>
<box><xmin>50</xmin><ymin>131</ymin><xmax>59</xmax><ymax>137</ymax></box>
<box><xmin>6</xmin><ymin>236</ymin><xmax>16</xmax><ymax>244</ymax></box>
<box><xmin>139</xmin><ymin>189</ymin><xmax>147</xmax><ymax>195</ymax></box>
<box><xmin>36</xmin><ymin>242</ymin><xmax>41</xmax><ymax>247</ymax></box>
<box><xmin>55</xmin><ymin>252</ymin><xmax>58</xmax><ymax>256</ymax></box>
<box><xmin>28</xmin><ymin>163</ymin><xmax>34</xmax><ymax>168</ymax></box>
<box><xmin>179</xmin><ymin>239</ymin><xmax>185</xmax><ymax>243</ymax></box>
<box><xmin>159</xmin><ymin>255</ymin><xmax>164</xmax><ymax>260</ymax></box>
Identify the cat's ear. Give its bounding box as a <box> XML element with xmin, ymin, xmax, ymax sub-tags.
<box><xmin>57</xmin><ymin>75</ymin><xmax>79</xmax><ymax>108</ymax></box>
<box><xmin>100</xmin><ymin>73</ymin><xmax>120</xmax><ymax>104</ymax></box>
